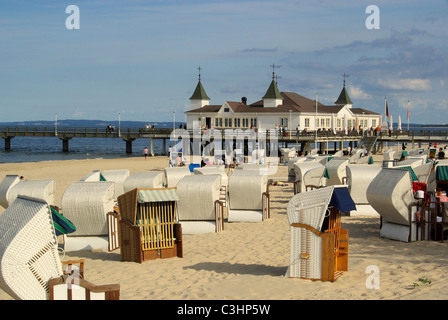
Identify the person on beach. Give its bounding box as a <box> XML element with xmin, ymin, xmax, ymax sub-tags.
<box><xmin>438</xmin><ymin>148</ymin><xmax>445</xmax><ymax>159</ymax></box>
<box><xmin>143</xmin><ymin>147</ymin><xmax>149</xmax><ymax>160</ymax></box>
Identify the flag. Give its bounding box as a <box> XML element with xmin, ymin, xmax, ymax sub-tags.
<box><xmin>407</xmin><ymin>100</ymin><xmax>410</xmax><ymax>120</ymax></box>
<box><xmin>385</xmin><ymin>98</ymin><xmax>390</xmax><ymax>119</ymax></box>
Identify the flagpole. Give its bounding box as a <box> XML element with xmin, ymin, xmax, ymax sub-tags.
<box><xmin>407</xmin><ymin>100</ymin><xmax>410</xmax><ymax>131</ymax></box>
<box><xmin>385</xmin><ymin>97</ymin><xmax>388</xmax><ymax>126</ymax></box>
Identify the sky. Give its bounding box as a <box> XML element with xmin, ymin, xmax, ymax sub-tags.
<box><xmin>0</xmin><ymin>0</ymin><xmax>447</xmax><ymax>124</ymax></box>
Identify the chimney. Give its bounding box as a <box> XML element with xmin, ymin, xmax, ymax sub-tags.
<box><xmin>241</xmin><ymin>97</ymin><xmax>247</xmax><ymax>105</ymax></box>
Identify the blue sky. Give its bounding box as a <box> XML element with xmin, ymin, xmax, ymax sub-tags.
<box><xmin>0</xmin><ymin>0</ymin><xmax>447</xmax><ymax>124</ymax></box>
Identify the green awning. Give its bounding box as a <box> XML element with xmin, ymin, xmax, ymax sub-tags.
<box><xmin>436</xmin><ymin>166</ymin><xmax>448</xmax><ymax>181</ymax></box>
<box><xmin>396</xmin><ymin>166</ymin><xmax>418</xmax><ymax>182</ymax></box>
<box><xmin>50</xmin><ymin>207</ymin><xmax>77</xmax><ymax>236</ymax></box>
<box><xmin>137</xmin><ymin>189</ymin><xmax>179</xmax><ymax>203</ymax></box>
<box><xmin>324</xmin><ymin>168</ymin><xmax>330</xmax><ymax>179</ymax></box>
<box><xmin>100</xmin><ymin>173</ymin><xmax>107</xmax><ymax>181</ymax></box>
<box><xmin>368</xmin><ymin>156</ymin><xmax>374</xmax><ymax>164</ymax></box>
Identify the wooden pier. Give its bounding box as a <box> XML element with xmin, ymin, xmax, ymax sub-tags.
<box><xmin>1</xmin><ymin>125</ymin><xmax>448</xmax><ymax>156</ymax></box>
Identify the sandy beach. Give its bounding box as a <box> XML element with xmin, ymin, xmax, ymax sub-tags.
<box><xmin>0</xmin><ymin>154</ymin><xmax>447</xmax><ymax>301</ymax></box>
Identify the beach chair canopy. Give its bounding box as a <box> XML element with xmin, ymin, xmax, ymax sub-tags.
<box><xmin>6</xmin><ymin>179</ymin><xmax>55</xmax><ymax>209</ymax></box>
<box><xmin>346</xmin><ymin>164</ymin><xmax>382</xmax><ymax>204</ymax></box>
<box><xmin>0</xmin><ymin>175</ymin><xmax>21</xmax><ymax>208</ymax></box>
<box><xmin>123</xmin><ymin>171</ymin><xmax>166</xmax><ymax>193</ymax></box>
<box><xmin>164</xmin><ymin>167</ymin><xmax>191</xmax><ymax>187</ymax></box>
<box><xmin>101</xmin><ymin>169</ymin><xmax>130</xmax><ymax>198</ymax></box>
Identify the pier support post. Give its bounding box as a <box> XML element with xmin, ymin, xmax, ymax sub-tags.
<box><xmin>59</xmin><ymin>138</ymin><xmax>72</xmax><ymax>152</ymax></box>
<box><xmin>162</xmin><ymin>139</ymin><xmax>166</xmax><ymax>156</ymax></box>
<box><xmin>4</xmin><ymin>137</ymin><xmax>13</xmax><ymax>151</ymax></box>
<box><xmin>150</xmin><ymin>138</ymin><xmax>154</xmax><ymax>156</ymax></box>
<box><xmin>124</xmin><ymin>138</ymin><xmax>136</xmax><ymax>154</ymax></box>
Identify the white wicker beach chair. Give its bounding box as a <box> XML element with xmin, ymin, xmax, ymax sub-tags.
<box><xmin>61</xmin><ymin>181</ymin><xmax>115</xmax><ymax>251</ymax></box>
<box><xmin>367</xmin><ymin>168</ymin><xmax>427</xmax><ymax>242</ymax></box>
<box><xmin>324</xmin><ymin>158</ymin><xmax>349</xmax><ymax>186</ymax></box>
<box><xmin>0</xmin><ymin>196</ymin><xmax>120</xmax><ymax>300</ymax></box>
<box><xmin>164</xmin><ymin>167</ymin><xmax>191</xmax><ymax>188</ymax></box>
<box><xmin>7</xmin><ymin>179</ymin><xmax>55</xmax><ymax>209</ymax></box>
<box><xmin>382</xmin><ymin>149</ymin><xmax>396</xmax><ymax>167</ymax></box>
<box><xmin>101</xmin><ymin>169</ymin><xmax>130</xmax><ymax>199</ymax></box>
<box><xmin>176</xmin><ymin>175</ymin><xmax>224</xmax><ymax>234</ymax></box>
<box><xmin>302</xmin><ymin>166</ymin><xmax>327</xmax><ymax>191</ymax></box>
<box><xmin>123</xmin><ymin>171</ymin><xmax>166</xmax><ymax>193</ymax></box>
<box><xmin>0</xmin><ymin>175</ymin><xmax>21</xmax><ymax>208</ymax></box>
<box><xmin>0</xmin><ymin>196</ymin><xmax>62</xmax><ymax>300</ymax></box>
<box><xmin>293</xmin><ymin>162</ymin><xmax>323</xmax><ymax>194</ymax></box>
<box><xmin>285</xmin><ymin>186</ymin><xmax>335</xmax><ymax>280</ymax></box>
<box><xmin>227</xmin><ymin>170</ymin><xmax>269</xmax><ymax>222</ymax></box>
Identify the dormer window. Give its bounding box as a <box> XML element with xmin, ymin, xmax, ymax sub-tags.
<box><xmin>224</xmin><ymin>107</ymin><xmax>230</xmax><ymax>112</ymax></box>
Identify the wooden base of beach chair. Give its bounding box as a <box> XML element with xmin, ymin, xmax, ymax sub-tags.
<box><xmin>120</xmin><ymin>221</ymin><xmax>183</xmax><ymax>263</ymax></box>
<box><xmin>49</xmin><ymin>275</ymin><xmax>120</xmax><ymax>300</ymax></box>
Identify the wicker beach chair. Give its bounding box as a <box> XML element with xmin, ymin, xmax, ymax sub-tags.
<box><xmin>164</xmin><ymin>167</ymin><xmax>191</xmax><ymax>188</ymax></box>
<box><xmin>60</xmin><ymin>181</ymin><xmax>115</xmax><ymax>251</ymax></box>
<box><xmin>367</xmin><ymin>168</ymin><xmax>427</xmax><ymax>242</ymax></box>
<box><xmin>123</xmin><ymin>171</ymin><xmax>166</xmax><ymax>193</ymax></box>
<box><xmin>0</xmin><ymin>196</ymin><xmax>120</xmax><ymax>300</ymax></box>
<box><xmin>117</xmin><ymin>188</ymin><xmax>183</xmax><ymax>263</ymax></box>
<box><xmin>324</xmin><ymin>158</ymin><xmax>349</xmax><ymax>186</ymax></box>
<box><xmin>0</xmin><ymin>196</ymin><xmax>62</xmax><ymax>300</ymax></box>
<box><xmin>0</xmin><ymin>175</ymin><xmax>21</xmax><ymax>208</ymax></box>
<box><xmin>302</xmin><ymin>166</ymin><xmax>328</xmax><ymax>191</ymax></box>
<box><xmin>193</xmin><ymin>167</ymin><xmax>229</xmax><ymax>214</ymax></box>
<box><xmin>177</xmin><ymin>175</ymin><xmax>225</xmax><ymax>234</ymax></box>
<box><xmin>293</xmin><ymin>162</ymin><xmax>323</xmax><ymax>194</ymax></box>
<box><xmin>285</xmin><ymin>186</ymin><xmax>350</xmax><ymax>281</ymax></box>
<box><xmin>227</xmin><ymin>170</ymin><xmax>270</xmax><ymax>222</ymax></box>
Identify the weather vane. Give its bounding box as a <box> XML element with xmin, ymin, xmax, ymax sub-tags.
<box><xmin>342</xmin><ymin>73</ymin><xmax>349</xmax><ymax>87</ymax></box>
<box><xmin>270</xmin><ymin>63</ymin><xmax>280</xmax><ymax>80</ymax></box>
<box><xmin>197</xmin><ymin>66</ymin><xmax>202</xmax><ymax>81</ymax></box>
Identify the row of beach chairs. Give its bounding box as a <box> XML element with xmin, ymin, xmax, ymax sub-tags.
<box><xmin>0</xmin><ymin>163</ymin><xmax>272</xmax><ymax>300</ymax></box>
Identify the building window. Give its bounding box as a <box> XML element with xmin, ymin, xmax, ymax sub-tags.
<box><xmin>250</xmin><ymin>118</ymin><xmax>257</xmax><ymax>127</ymax></box>
<box><xmin>326</xmin><ymin>118</ymin><xmax>330</xmax><ymax>128</ymax></box>
<box><xmin>372</xmin><ymin>119</ymin><xmax>376</xmax><ymax>128</ymax></box>
<box><xmin>321</xmin><ymin>118</ymin><xmax>325</xmax><ymax>127</ymax></box>
<box><xmin>305</xmin><ymin>118</ymin><xmax>310</xmax><ymax>128</ymax></box>
<box><xmin>224</xmin><ymin>118</ymin><xmax>232</xmax><ymax>128</ymax></box>
<box><xmin>224</xmin><ymin>107</ymin><xmax>230</xmax><ymax>112</ymax></box>
<box><xmin>215</xmin><ymin>118</ymin><xmax>223</xmax><ymax>128</ymax></box>
<box><xmin>234</xmin><ymin>118</ymin><xmax>241</xmax><ymax>128</ymax></box>
<box><xmin>242</xmin><ymin>118</ymin><xmax>249</xmax><ymax>128</ymax></box>
<box><xmin>280</xmin><ymin>117</ymin><xmax>288</xmax><ymax>128</ymax></box>
<box><xmin>337</xmin><ymin>119</ymin><xmax>341</xmax><ymax>128</ymax></box>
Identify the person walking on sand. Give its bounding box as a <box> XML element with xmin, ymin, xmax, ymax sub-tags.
<box><xmin>143</xmin><ymin>147</ymin><xmax>149</xmax><ymax>160</ymax></box>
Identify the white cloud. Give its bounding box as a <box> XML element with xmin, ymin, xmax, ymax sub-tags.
<box><xmin>377</xmin><ymin>78</ymin><xmax>431</xmax><ymax>91</ymax></box>
<box><xmin>348</xmin><ymin>86</ymin><xmax>371</xmax><ymax>99</ymax></box>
